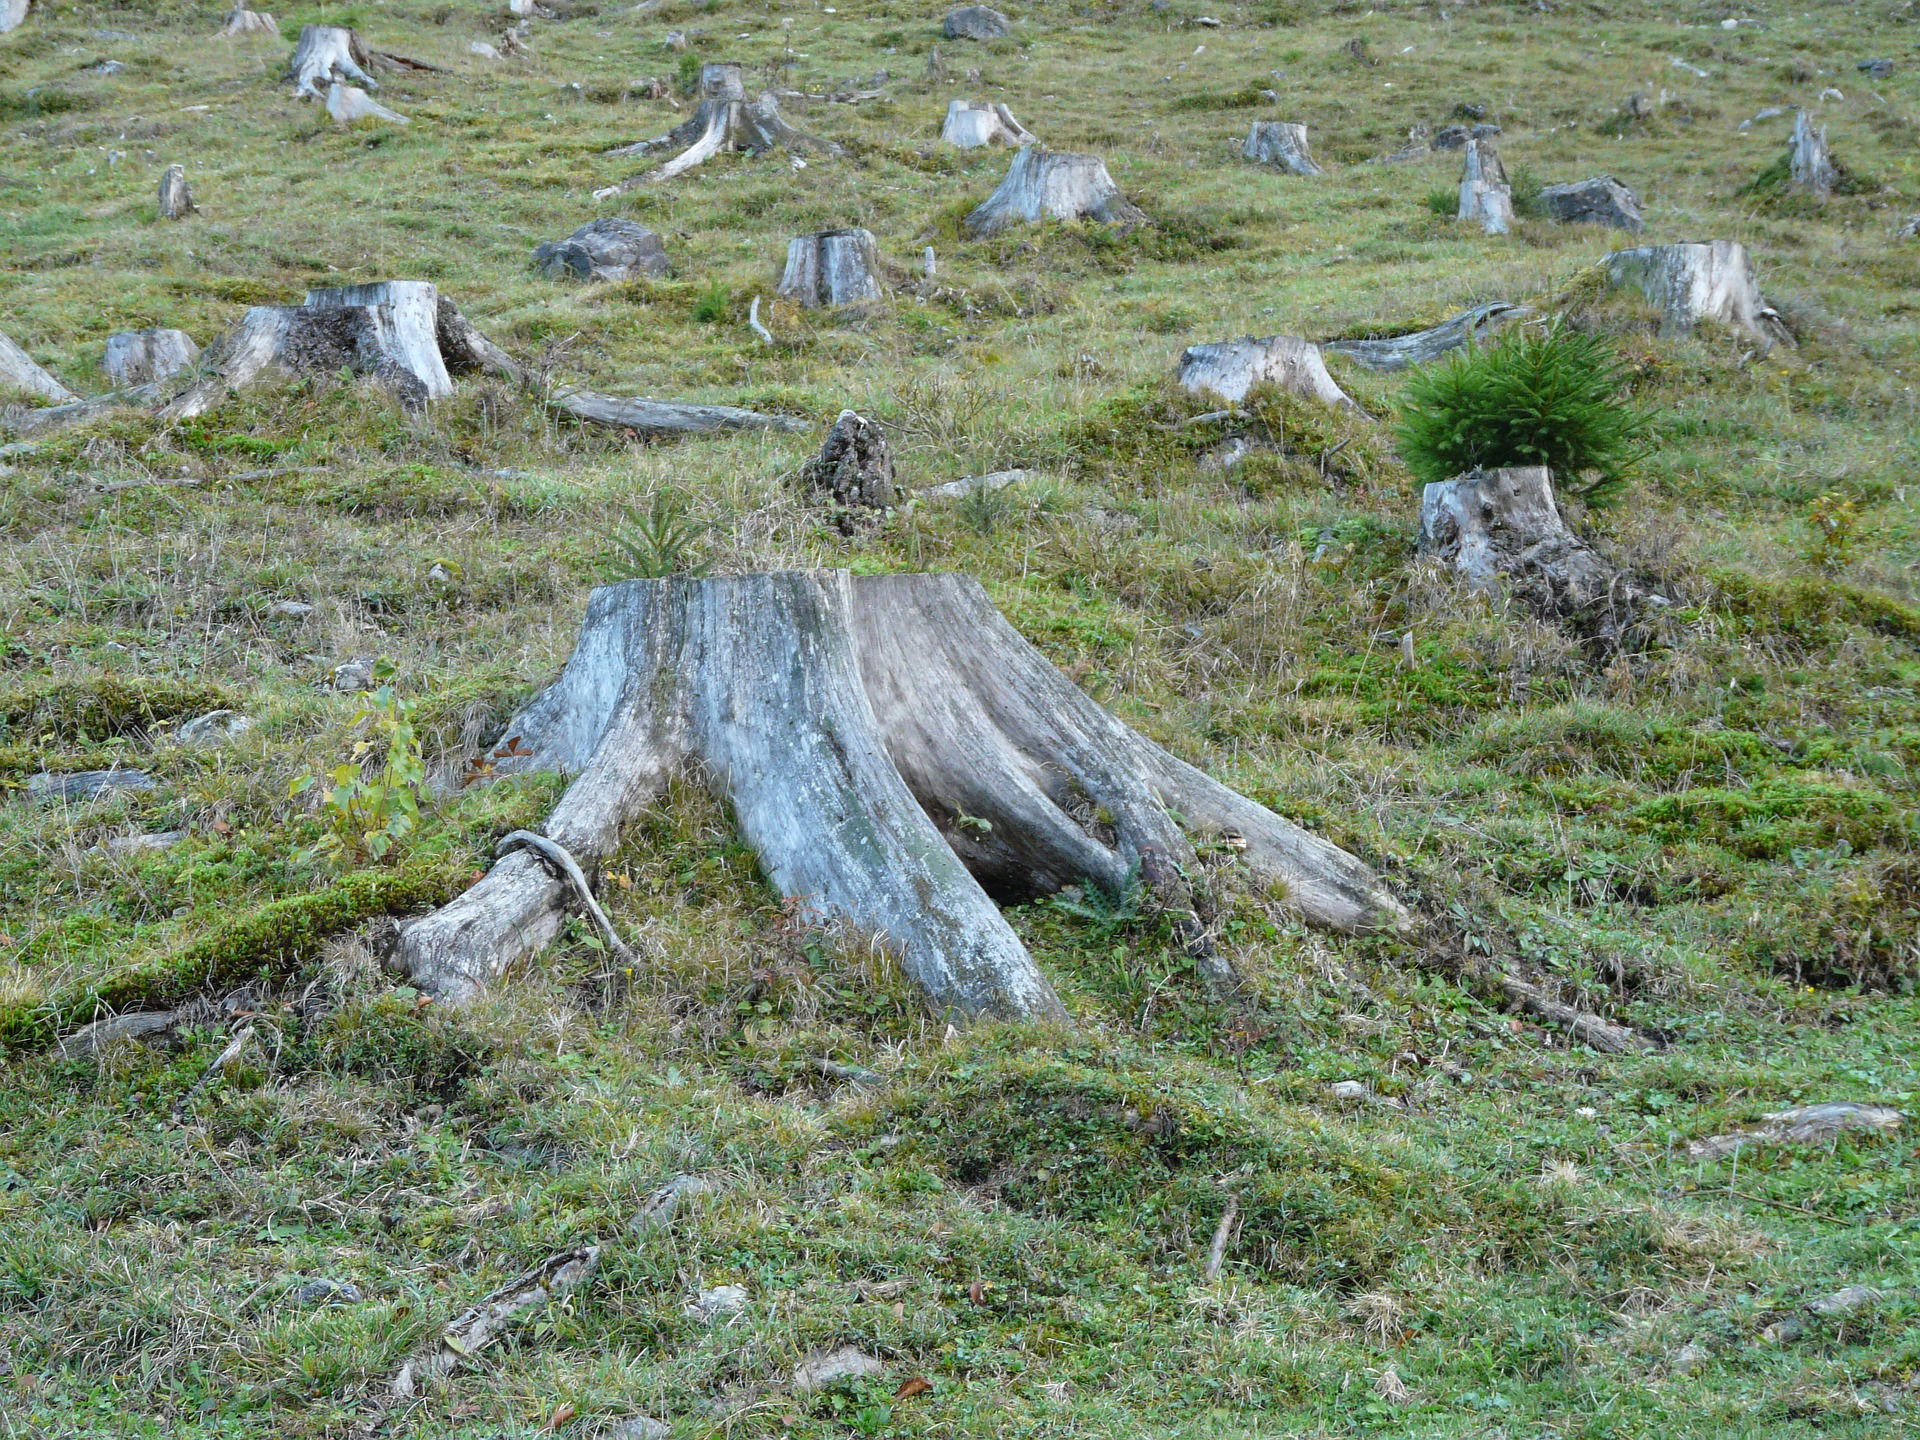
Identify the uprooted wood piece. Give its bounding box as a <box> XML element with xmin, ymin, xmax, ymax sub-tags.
<box><xmin>1</xmin><ymin>281</ymin><xmax>807</xmax><ymax>442</ymax></box>
<box><xmin>392</xmin><ymin>571</ymin><xmax>1407</xmax><ymax>1022</ymax></box>
<box><xmin>1419</xmin><ymin>465</ymin><xmax>1664</xmax><ymax>647</ymax></box>
<box><xmin>594</xmin><ymin>62</ymin><xmax>840</xmax><ymax>196</ymax></box>
<box><xmin>1320</xmin><ymin>302</ymin><xmax>1530</xmax><ymax>372</ymax></box>
<box><xmin>393</xmin><ymin>1246</ymin><xmax>601</xmax><ymax>1396</ymax></box>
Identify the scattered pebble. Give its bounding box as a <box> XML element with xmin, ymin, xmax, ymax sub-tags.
<box><xmin>684</xmin><ymin>1284</ymin><xmax>749</xmax><ymax>1322</ymax></box>
<box><xmin>1808</xmin><ymin>1285</ymin><xmax>1880</xmax><ymax>1318</ymax></box>
<box><xmin>268</xmin><ymin>599</ymin><xmax>315</xmax><ymax>618</ymax></box>
<box><xmin>330</xmin><ymin>657</ymin><xmax>375</xmax><ymax>692</ymax></box>
<box><xmin>792</xmin><ymin>1345</ymin><xmax>885</xmax><ymax>1394</ymax></box>
<box><xmin>175</xmin><ymin>710</ymin><xmax>254</xmax><ymax>746</ymax></box>
<box><xmin>293</xmin><ymin>1279</ymin><xmax>363</xmax><ymax>1307</ymax></box>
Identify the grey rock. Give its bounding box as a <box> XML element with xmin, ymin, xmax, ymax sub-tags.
<box><xmin>175</xmin><ymin>709</ymin><xmax>254</xmax><ymax>746</ymax></box>
<box><xmin>1808</xmin><ymin>1285</ymin><xmax>1880</xmax><ymax>1318</ymax></box>
<box><xmin>607</xmin><ymin>1420</ymin><xmax>671</xmax><ymax>1440</ymax></box>
<box><xmin>685</xmin><ymin>1283</ymin><xmax>749</xmax><ymax>1322</ymax></box>
<box><xmin>27</xmin><ymin>769</ymin><xmax>158</xmax><ymax>804</ymax></box>
<box><xmin>1671</xmin><ymin>1342</ymin><xmax>1710</xmax><ymax>1373</ymax></box>
<box><xmin>1762</xmin><ymin>1316</ymin><xmax>1807</xmax><ymax>1344</ymax></box>
<box><xmin>330</xmin><ymin>657</ymin><xmax>375</xmax><ymax>693</ymax></box>
<box><xmin>293</xmin><ymin>1278</ymin><xmax>363</xmax><ymax>1307</ymax></box>
<box><xmin>630</xmin><ymin>1173</ymin><xmax>714</xmax><ymax>1233</ymax></box>
<box><xmin>267</xmin><ymin>599</ymin><xmax>315</xmax><ymax>619</ymax></box>
<box><xmin>943</xmin><ymin>5</ymin><xmax>1010</xmax><ymax>41</ymax></box>
<box><xmin>792</xmin><ymin>1345</ymin><xmax>885</xmax><ymax>1394</ymax></box>
<box><xmin>1538</xmin><ymin>175</ymin><xmax>1644</xmax><ymax>232</ymax></box>
<box><xmin>92</xmin><ymin>59</ymin><xmax>126</xmax><ymax>75</ymax></box>
<box><xmin>104</xmin><ymin>829</ymin><xmax>188</xmax><ymax>856</ymax></box>
<box><xmin>1430</xmin><ymin>124</ymin><xmax>1469</xmax><ymax>150</ymax></box>
<box><xmin>1857</xmin><ymin>58</ymin><xmax>1894</xmax><ymax>79</ymax></box>
<box><xmin>534</xmin><ymin>218</ymin><xmax>670</xmax><ymax>283</ymax></box>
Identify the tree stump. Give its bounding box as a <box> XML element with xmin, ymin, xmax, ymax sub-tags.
<box><xmin>941</xmin><ymin>100</ymin><xmax>1035</xmax><ymax>148</ymax></box>
<box><xmin>801</xmin><ymin>410</ymin><xmax>898</xmax><ymax>528</ymax></box>
<box><xmin>327</xmin><ymin>82</ymin><xmax>410</xmax><ymax>126</ymax></box>
<box><xmin>596</xmin><ymin>62</ymin><xmax>839</xmax><ymax>195</ymax></box>
<box><xmin>0</xmin><ymin>0</ymin><xmax>27</xmax><ymax>35</ymax></box>
<box><xmin>1</xmin><ymin>329</ymin><xmax>79</xmax><ymax>404</ymax></box>
<box><xmin>1419</xmin><ymin>467</ymin><xmax>1660</xmax><ymax>646</ymax></box>
<box><xmin>393</xmin><ymin>571</ymin><xmax>1406</xmax><ymax>1017</ymax></box>
<box><xmin>1243</xmin><ymin>121</ymin><xmax>1324</xmax><ymax>176</ymax></box>
<box><xmin>218</xmin><ymin>3</ymin><xmax>277</xmax><ymax>37</ymax></box>
<box><xmin>103</xmin><ymin>329</ymin><xmax>199</xmax><ymax>388</ymax></box>
<box><xmin>533</xmin><ymin>219</ymin><xmax>669</xmax><ymax>282</ymax></box>
<box><xmin>289</xmin><ymin>23</ymin><xmax>377</xmax><ymax>99</ymax></box>
<box><xmin>1788</xmin><ymin>109</ymin><xmax>1839</xmax><ymax>198</ymax></box>
<box><xmin>1538</xmin><ymin>175</ymin><xmax>1642</xmax><ymax>232</ymax></box>
<box><xmin>1600</xmin><ymin>242</ymin><xmax>1792</xmax><ymax>348</ymax></box>
<box><xmin>1176</xmin><ymin>335</ymin><xmax>1354</xmax><ymax>408</ymax></box>
<box><xmin>1321</xmin><ymin>303</ymin><xmax>1530</xmax><ymax>372</ymax></box>
<box><xmin>157</xmin><ymin>163</ymin><xmax>197</xmax><ymax>220</ymax></box>
<box><xmin>777</xmin><ymin>229</ymin><xmax>888</xmax><ymax>308</ymax></box>
<box><xmin>943</xmin><ymin>5</ymin><xmax>1010</xmax><ymax>40</ymax></box>
<box><xmin>963</xmin><ymin>146</ymin><xmax>1146</xmax><ymax>237</ymax></box>
<box><xmin>1457</xmin><ymin>137</ymin><xmax>1512</xmax><ymax>235</ymax></box>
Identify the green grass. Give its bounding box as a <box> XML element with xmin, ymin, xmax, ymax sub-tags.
<box><xmin>2</xmin><ymin>0</ymin><xmax>1918</xmax><ymax>1435</ymax></box>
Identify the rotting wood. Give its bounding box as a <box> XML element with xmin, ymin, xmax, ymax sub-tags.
<box><xmin>1788</xmin><ymin>108</ymin><xmax>1839</xmax><ymax>198</ymax></box>
<box><xmin>392</xmin><ymin>571</ymin><xmax>1408</xmax><ymax>1020</ymax></box>
<box><xmin>104</xmin><ymin>329</ymin><xmax>198</xmax><ymax>388</ymax></box>
<box><xmin>1500</xmin><ymin>978</ymin><xmax>1653</xmax><ymax>1054</ymax></box>
<box><xmin>1320</xmin><ymin>302</ymin><xmax>1530</xmax><ymax>372</ymax></box>
<box><xmin>157</xmin><ymin>164</ymin><xmax>197</xmax><ymax>219</ymax></box>
<box><xmin>800</xmin><ymin>410</ymin><xmax>898</xmax><ymax>527</ymax></box>
<box><xmin>392</xmin><ymin>1246</ymin><xmax>602</xmax><ymax>1397</ymax></box>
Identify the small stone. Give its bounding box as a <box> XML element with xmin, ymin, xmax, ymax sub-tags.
<box><xmin>1737</xmin><ymin>105</ymin><xmax>1785</xmax><ymax>131</ymax></box>
<box><xmin>330</xmin><ymin>657</ymin><xmax>375</xmax><ymax>692</ymax></box>
<box><xmin>1819</xmin><ymin>87</ymin><xmax>1844</xmax><ymax>102</ymax></box>
<box><xmin>293</xmin><ymin>1278</ymin><xmax>363</xmax><ymax>1307</ymax></box>
<box><xmin>1808</xmin><ymin>1285</ymin><xmax>1879</xmax><ymax>1318</ymax></box>
<box><xmin>607</xmin><ymin>1420</ymin><xmax>671</xmax><ymax>1440</ymax></box>
<box><xmin>534</xmin><ymin>218</ymin><xmax>670</xmax><ymax>283</ymax></box>
<box><xmin>92</xmin><ymin>59</ymin><xmax>126</xmax><ymax>74</ymax></box>
<box><xmin>104</xmin><ymin>829</ymin><xmax>188</xmax><ymax>856</ymax></box>
<box><xmin>942</xmin><ymin>5</ymin><xmax>1010</xmax><ymax>41</ymax></box>
<box><xmin>665</xmin><ymin>29</ymin><xmax>687</xmax><ymax>49</ymax></box>
<box><xmin>1762</xmin><ymin>1316</ymin><xmax>1807</xmax><ymax>1344</ymax></box>
<box><xmin>470</xmin><ymin>40</ymin><xmax>500</xmax><ymax>58</ymax></box>
<box><xmin>1897</xmin><ymin>215</ymin><xmax>1920</xmax><ymax>241</ymax></box>
<box><xmin>1857</xmin><ymin>58</ymin><xmax>1894</xmax><ymax>79</ymax></box>
<box><xmin>685</xmin><ymin>1284</ymin><xmax>749</xmax><ymax>1322</ymax></box>
<box><xmin>792</xmin><ymin>1345</ymin><xmax>885</xmax><ymax>1394</ymax></box>
<box><xmin>175</xmin><ymin>709</ymin><xmax>254</xmax><ymax>747</ymax></box>
<box><xmin>1671</xmin><ymin>1342</ymin><xmax>1710</xmax><ymax>1373</ymax></box>
<box><xmin>1470</xmin><ymin>122</ymin><xmax>1502</xmax><ymax>140</ymax></box>
<box><xmin>268</xmin><ymin>599</ymin><xmax>315</xmax><ymax>619</ymax></box>
<box><xmin>1430</xmin><ymin>124</ymin><xmax>1470</xmax><ymax>151</ymax></box>
<box><xmin>631</xmin><ymin>1173</ymin><xmax>713</xmax><ymax>1233</ymax></box>
<box><xmin>27</xmin><ymin>770</ymin><xmax>158</xmax><ymax>804</ymax></box>
<box><xmin>1327</xmin><ymin>1079</ymin><xmax>1372</xmax><ymax>1105</ymax></box>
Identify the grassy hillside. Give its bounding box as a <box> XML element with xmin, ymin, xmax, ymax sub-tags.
<box><xmin>2</xmin><ymin>0</ymin><xmax>1917</xmax><ymax>1435</ymax></box>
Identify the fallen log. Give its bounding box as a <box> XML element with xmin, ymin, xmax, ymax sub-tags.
<box><xmin>1320</xmin><ymin>302</ymin><xmax>1529</xmax><ymax>372</ymax></box>
<box><xmin>1599</xmin><ymin>241</ymin><xmax>1792</xmax><ymax>347</ymax></box>
<box><xmin>595</xmin><ymin>62</ymin><xmax>838</xmax><ymax>195</ymax></box>
<box><xmin>393</xmin><ymin>1247</ymin><xmax>601</xmax><ymax>1397</ymax></box>
<box><xmin>963</xmin><ymin>145</ymin><xmax>1146</xmax><ymax>236</ymax></box>
<box><xmin>392</xmin><ymin>571</ymin><xmax>1407</xmax><ymax>1019</ymax></box>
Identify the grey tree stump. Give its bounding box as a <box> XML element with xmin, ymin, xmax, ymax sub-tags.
<box><xmin>942</xmin><ymin>100</ymin><xmax>1035</xmax><ymax>148</ymax></box>
<box><xmin>104</xmin><ymin>329</ymin><xmax>199</xmax><ymax>388</ymax></box>
<box><xmin>394</xmin><ymin>572</ymin><xmax>1407</xmax><ymax>1017</ymax></box>
<box><xmin>1176</xmin><ymin>335</ymin><xmax>1354</xmax><ymax>408</ymax></box>
<box><xmin>1600</xmin><ymin>241</ymin><xmax>1792</xmax><ymax>348</ymax></box>
<box><xmin>1243</xmin><ymin>121</ymin><xmax>1324</xmax><ymax>176</ymax></box>
<box><xmin>157</xmin><ymin>164</ymin><xmax>197</xmax><ymax>220</ymax></box>
<box><xmin>596</xmin><ymin>62</ymin><xmax>838</xmax><ymax>195</ymax></box>
<box><xmin>1457</xmin><ymin>138</ymin><xmax>1512</xmax><ymax>235</ymax></box>
<box><xmin>777</xmin><ymin>229</ymin><xmax>887</xmax><ymax>308</ymax></box>
<box><xmin>218</xmin><ymin>3</ymin><xmax>277</xmax><ymax>36</ymax></box>
<box><xmin>963</xmin><ymin>146</ymin><xmax>1145</xmax><ymax>236</ymax></box>
<box><xmin>1789</xmin><ymin>109</ymin><xmax>1839</xmax><ymax>198</ymax></box>
<box><xmin>0</xmin><ymin>0</ymin><xmax>28</xmax><ymax>35</ymax></box>
<box><xmin>289</xmin><ymin>24</ymin><xmax>376</xmax><ymax>98</ymax></box>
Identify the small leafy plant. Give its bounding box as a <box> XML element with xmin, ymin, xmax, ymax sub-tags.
<box><xmin>292</xmin><ymin>661</ymin><xmax>429</xmax><ymax>863</ymax></box>
<box><xmin>1803</xmin><ymin>491</ymin><xmax>1865</xmax><ymax>573</ymax></box>
<box><xmin>1394</xmin><ymin>320</ymin><xmax>1654</xmax><ymax>504</ymax></box>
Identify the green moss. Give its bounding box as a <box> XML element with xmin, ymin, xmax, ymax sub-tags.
<box><xmin>0</xmin><ymin>675</ymin><xmax>232</xmax><ymax>746</ymax></box>
<box><xmin>1627</xmin><ymin>777</ymin><xmax>1910</xmax><ymax>859</ymax></box>
<box><xmin>1709</xmin><ymin>570</ymin><xmax>1920</xmax><ymax>646</ymax></box>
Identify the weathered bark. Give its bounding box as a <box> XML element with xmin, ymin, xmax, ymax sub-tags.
<box><xmin>963</xmin><ymin>146</ymin><xmax>1146</xmax><ymax>237</ymax></box>
<box><xmin>157</xmin><ymin>164</ymin><xmax>197</xmax><ymax>219</ymax></box>
<box><xmin>1243</xmin><ymin>121</ymin><xmax>1324</xmax><ymax>176</ymax></box>
<box><xmin>1457</xmin><ymin>137</ymin><xmax>1512</xmax><ymax>235</ymax></box>
<box><xmin>218</xmin><ymin>3</ymin><xmax>277</xmax><ymax>37</ymax></box>
<box><xmin>1788</xmin><ymin>108</ymin><xmax>1839</xmax><ymax>198</ymax></box>
<box><xmin>1419</xmin><ymin>466</ymin><xmax>1660</xmax><ymax>645</ymax></box>
<box><xmin>1689</xmin><ymin>1102</ymin><xmax>1904</xmax><ymax>1161</ymax></box>
<box><xmin>393</xmin><ymin>572</ymin><xmax>1406</xmax><ymax>1018</ymax></box>
<box><xmin>103</xmin><ymin>329</ymin><xmax>199</xmax><ymax>388</ymax></box>
<box><xmin>0</xmin><ymin>329</ymin><xmax>79</xmax><ymax>404</ymax></box>
<box><xmin>801</xmin><ymin>410</ymin><xmax>897</xmax><ymax>526</ymax></box>
<box><xmin>1176</xmin><ymin>335</ymin><xmax>1354</xmax><ymax>408</ymax></box>
<box><xmin>1538</xmin><ymin>175</ymin><xmax>1642</xmax><ymax>232</ymax></box>
<box><xmin>289</xmin><ymin>24</ymin><xmax>376</xmax><ymax>99</ymax></box>
<box><xmin>1321</xmin><ymin>302</ymin><xmax>1530</xmax><ymax>372</ymax></box>
<box><xmin>1600</xmin><ymin>241</ymin><xmax>1792</xmax><ymax>348</ymax></box>
<box><xmin>393</xmin><ymin>1247</ymin><xmax>601</xmax><ymax>1397</ymax></box>
<box><xmin>943</xmin><ymin>5</ymin><xmax>1010</xmax><ymax>40</ymax></box>
<box><xmin>327</xmin><ymin>82</ymin><xmax>409</xmax><ymax>126</ymax></box>
<box><xmin>595</xmin><ymin>63</ymin><xmax>839</xmax><ymax>195</ymax></box>
<box><xmin>942</xmin><ymin>100</ymin><xmax>1034</xmax><ymax>148</ymax></box>
<box><xmin>548</xmin><ymin>388</ymin><xmax>807</xmax><ymax>438</ymax></box>
<box><xmin>1500</xmin><ymin>978</ymin><xmax>1652</xmax><ymax>1053</ymax></box>
<box><xmin>534</xmin><ymin>218</ymin><xmax>669</xmax><ymax>282</ymax></box>
<box><xmin>777</xmin><ymin>229</ymin><xmax>887</xmax><ymax>308</ymax></box>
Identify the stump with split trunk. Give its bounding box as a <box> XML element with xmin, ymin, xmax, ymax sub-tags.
<box><xmin>1788</xmin><ymin>109</ymin><xmax>1839</xmax><ymax>198</ymax></box>
<box><xmin>941</xmin><ymin>100</ymin><xmax>1035</xmax><ymax>148</ymax></box>
<box><xmin>104</xmin><ymin>329</ymin><xmax>198</xmax><ymax>388</ymax></box>
<box><xmin>1176</xmin><ymin>335</ymin><xmax>1354</xmax><ymax>408</ymax></box>
<box><xmin>157</xmin><ymin>164</ymin><xmax>196</xmax><ymax>220</ymax></box>
<box><xmin>596</xmin><ymin>63</ymin><xmax>837</xmax><ymax>195</ymax></box>
<box><xmin>393</xmin><ymin>571</ymin><xmax>1407</xmax><ymax>1018</ymax></box>
<box><xmin>1600</xmin><ymin>241</ymin><xmax>1791</xmax><ymax>348</ymax></box>
<box><xmin>1457</xmin><ymin>138</ymin><xmax>1512</xmax><ymax>235</ymax></box>
<box><xmin>1243</xmin><ymin>121</ymin><xmax>1324</xmax><ymax>176</ymax></box>
<box><xmin>777</xmin><ymin>229</ymin><xmax>887</xmax><ymax>309</ymax></box>
<box><xmin>964</xmin><ymin>146</ymin><xmax>1146</xmax><ymax>236</ymax></box>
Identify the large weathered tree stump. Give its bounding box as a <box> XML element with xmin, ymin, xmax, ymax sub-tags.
<box><xmin>394</xmin><ymin>572</ymin><xmax>1407</xmax><ymax>1018</ymax></box>
<box><xmin>104</xmin><ymin>329</ymin><xmax>199</xmax><ymax>388</ymax></box>
<box><xmin>963</xmin><ymin>146</ymin><xmax>1146</xmax><ymax>237</ymax></box>
<box><xmin>218</xmin><ymin>3</ymin><xmax>277</xmax><ymax>37</ymax></box>
<box><xmin>1176</xmin><ymin>335</ymin><xmax>1354</xmax><ymax>408</ymax></box>
<box><xmin>0</xmin><ymin>0</ymin><xmax>29</xmax><ymax>36</ymax></box>
<box><xmin>777</xmin><ymin>229</ymin><xmax>887</xmax><ymax>309</ymax></box>
<box><xmin>1600</xmin><ymin>241</ymin><xmax>1792</xmax><ymax>348</ymax></box>
<box><xmin>289</xmin><ymin>24</ymin><xmax>376</xmax><ymax>98</ymax></box>
<box><xmin>801</xmin><ymin>410</ymin><xmax>898</xmax><ymax>528</ymax></box>
<box><xmin>596</xmin><ymin>63</ymin><xmax>838</xmax><ymax>195</ymax></box>
<box><xmin>941</xmin><ymin>100</ymin><xmax>1035</xmax><ymax>149</ymax></box>
<box><xmin>1788</xmin><ymin>109</ymin><xmax>1839</xmax><ymax>198</ymax></box>
<box><xmin>1</xmin><ymin>329</ymin><xmax>78</xmax><ymax>404</ymax></box>
<box><xmin>1419</xmin><ymin>467</ymin><xmax>1660</xmax><ymax>645</ymax></box>
<box><xmin>1538</xmin><ymin>176</ymin><xmax>1642</xmax><ymax>232</ymax></box>
<box><xmin>157</xmin><ymin>164</ymin><xmax>197</xmax><ymax>219</ymax></box>
<box><xmin>1321</xmin><ymin>302</ymin><xmax>1529</xmax><ymax>372</ymax></box>
<box><xmin>1457</xmin><ymin>137</ymin><xmax>1512</xmax><ymax>235</ymax></box>
<box><xmin>1243</xmin><ymin>121</ymin><xmax>1324</xmax><ymax>176</ymax></box>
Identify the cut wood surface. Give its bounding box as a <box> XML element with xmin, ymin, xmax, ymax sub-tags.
<box><xmin>157</xmin><ymin>164</ymin><xmax>197</xmax><ymax>219</ymax></box>
<box><xmin>1600</xmin><ymin>241</ymin><xmax>1792</xmax><ymax>347</ymax></box>
<box><xmin>1176</xmin><ymin>334</ymin><xmax>1354</xmax><ymax>408</ymax></box>
<box><xmin>1243</xmin><ymin>121</ymin><xmax>1324</xmax><ymax>176</ymax></box>
<box><xmin>941</xmin><ymin>99</ymin><xmax>1034</xmax><ymax>148</ymax></box>
<box><xmin>1320</xmin><ymin>302</ymin><xmax>1530</xmax><ymax>372</ymax></box>
<box><xmin>1</xmin><ymin>329</ymin><xmax>79</xmax><ymax>404</ymax></box>
<box><xmin>777</xmin><ymin>229</ymin><xmax>887</xmax><ymax>308</ymax></box>
<box><xmin>596</xmin><ymin>62</ymin><xmax>838</xmax><ymax>195</ymax></box>
<box><xmin>103</xmin><ymin>329</ymin><xmax>199</xmax><ymax>388</ymax></box>
<box><xmin>963</xmin><ymin>145</ymin><xmax>1146</xmax><ymax>236</ymax></box>
<box><xmin>394</xmin><ymin>572</ymin><xmax>1406</xmax><ymax>1018</ymax></box>
<box><xmin>1457</xmin><ymin>137</ymin><xmax>1512</xmax><ymax>235</ymax></box>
